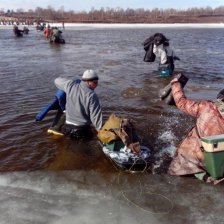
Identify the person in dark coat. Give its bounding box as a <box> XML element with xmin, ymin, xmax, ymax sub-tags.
<box><xmin>143</xmin><ymin>33</ymin><xmax>180</xmax><ymax>75</ymax></box>
<box><xmin>13</xmin><ymin>25</ymin><xmax>23</xmax><ymax>37</ymax></box>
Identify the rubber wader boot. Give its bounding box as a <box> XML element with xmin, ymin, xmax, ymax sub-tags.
<box><xmin>159</xmin><ymin>73</ymin><xmax>189</xmax><ymax>106</ymax></box>
<box><xmin>47</xmin><ymin>111</ymin><xmax>65</xmax><ymax>136</ymax></box>
<box><xmin>158</xmin><ymin>83</ymin><xmax>172</xmax><ymax>100</ymax></box>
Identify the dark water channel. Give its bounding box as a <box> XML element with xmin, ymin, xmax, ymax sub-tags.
<box><xmin>0</xmin><ymin>25</ymin><xmax>224</xmax><ymax>224</ymax></box>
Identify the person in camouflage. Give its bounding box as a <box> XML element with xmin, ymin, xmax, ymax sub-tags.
<box><xmin>168</xmin><ymin>77</ymin><xmax>224</xmax><ymax>183</ymax></box>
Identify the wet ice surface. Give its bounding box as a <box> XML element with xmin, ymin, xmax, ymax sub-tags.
<box><xmin>1</xmin><ymin>171</ymin><xmax>224</xmax><ymax>224</ymax></box>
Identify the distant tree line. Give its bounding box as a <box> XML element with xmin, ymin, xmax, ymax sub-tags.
<box><xmin>1</xmin><ymin>5</ymin><xmax>224</xmax><ymax>23</ymax></box>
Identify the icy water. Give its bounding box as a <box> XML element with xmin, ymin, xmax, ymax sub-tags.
<box><xmin>1</xmin><ymin>25</ymin><xmax>224</xmax><ymax>224</ymax></box>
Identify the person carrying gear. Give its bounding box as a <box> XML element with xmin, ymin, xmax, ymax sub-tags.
<box><xmin>166</xmin><ymin>74</ymin><xmax>224</xmax><ymax>184</ymax></box>
<box><xmin>143</xmin><ymin>33</ymin><xmax>180</xmax><ymax>76</ymax></box>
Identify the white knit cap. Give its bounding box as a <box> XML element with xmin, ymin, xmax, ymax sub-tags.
<box><xmin>82</xmin><ymin>69</ymin><xmax>98</xmax><ymax>81</ymax></box>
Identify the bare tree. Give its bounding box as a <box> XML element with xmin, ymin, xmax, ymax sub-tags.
<box><xmin>4</xmin><ymin>5</ymin><xmax>224</xmax><ymax>24</ymax></box>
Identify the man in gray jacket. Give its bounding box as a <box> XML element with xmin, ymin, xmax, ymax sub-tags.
<box><xmin>54</xmin><ymin>69</ymin><xmax>103</xmax><ymax>139</ymax></box>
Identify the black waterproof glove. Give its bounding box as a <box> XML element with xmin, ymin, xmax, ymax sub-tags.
<box><xmin>175</xmin><ymin>73</ymin><xmax>188</xmax><ymax>85</ymax></box>
<box><xmin>173</xmin><ymin>56</ymin><xmax>180</xmax><ymax>61</ymax></box>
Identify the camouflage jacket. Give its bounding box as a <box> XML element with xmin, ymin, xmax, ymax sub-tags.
<box><xmin>168</xmin><ymin>82</ymin><xmax>224</xmax><ymax>175</ymax></box>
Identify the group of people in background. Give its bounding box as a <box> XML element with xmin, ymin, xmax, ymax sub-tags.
<box><xmin>12</xmin><ymin>22</ymin><xmax>65</xmax><ymax>44</ymax></box>
<box><xmin>43</xmin><ymin>25</ymin><xmax>65</xmax><ymax>44</ymax></box>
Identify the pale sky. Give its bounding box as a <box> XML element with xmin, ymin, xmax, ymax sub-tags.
<box><xmin>0</xmin><ymin>0</ymin><xmax>223</xmax><ymax>12</ymax></box>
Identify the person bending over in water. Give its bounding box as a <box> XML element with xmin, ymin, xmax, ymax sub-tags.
<box><xmin>49</xmin><ymin>69</ymin><xmax>103</xmax><ymax>139</ymax></box>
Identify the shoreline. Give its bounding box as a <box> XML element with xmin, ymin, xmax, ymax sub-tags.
<box><xmin>1</xmin><ymin>23</ymin><xmax>224</xmax><ymax>29</ymax></box>
<box><xmin>63</xmin><ymin>23</ymin><xmax>224</xmax><ymax>29</ymax></box>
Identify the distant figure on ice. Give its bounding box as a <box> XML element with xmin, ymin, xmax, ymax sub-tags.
<box><xmin>49</xmin><ymin>27</ymin><xmax>65</xmax><ymax>44</ymax></box>
<box><xmin>143</xmin><ymin>33</ymin><xmax>180</xmax><ymax>76</ymax></box>
<box><xmin>13</xmin><ymin>25</ymin><xmax>23</xmax><ymax>37</ymax></box>
<box><xmin>23</xmin><ymin>26</ymin><xmax>29</xmax><ymax>34</ymax></box>
<box><xmin>43</xmin><ymin>25</ymin><xmax>51</xmax><ymax>38</ymax></box>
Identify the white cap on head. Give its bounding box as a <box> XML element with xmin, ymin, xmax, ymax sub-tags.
<box><xmin>82</xmin><ymin>69</ymin><xmax>98</xmax><ymax>81</ymax></box>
